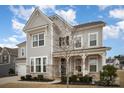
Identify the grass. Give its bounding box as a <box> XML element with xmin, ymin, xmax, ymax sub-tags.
<box><xmin>0</xmin><ymin>83</ymin><xmax>96</xmax><ymax>88</ymax></box>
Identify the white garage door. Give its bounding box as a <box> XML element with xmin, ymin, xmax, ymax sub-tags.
<box><xmin>17</xmin><ymin>64</ymin><xmax>26</xmax><ymax>76</ymax></box>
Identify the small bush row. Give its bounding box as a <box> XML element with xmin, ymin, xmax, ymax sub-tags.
<box><xmin>21</xmin><ymin>74</ymin><xmax>44</xmax><ymax>81</ymax></box>
<box><xmin>61</xmin><ymin>75</ymin><xmax>92</xmax><ymax>84</ymax></box>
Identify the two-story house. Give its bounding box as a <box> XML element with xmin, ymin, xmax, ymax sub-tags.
<box><xmin>0</xmin><ymin>47</ymin><xmax>18</xmax><ymax>77</ymax></box>
<box><xmin>16</xmin><ymin>8</ymin><xmax>111</xmax><ymax>80</ymax></box>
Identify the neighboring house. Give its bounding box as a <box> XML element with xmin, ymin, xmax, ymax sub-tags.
<box><xmin>0</xmin><ymin>47</ymin><xmax>18</xmax><ymax>77</ymax></box>
<box><xmin>16</xmin><ymin>8</ymin><xmax>111</xmax><ymax>80</ymax></box>
<box><xmin>106</xmin><ymin>58</ymin><xmax>120</xmax><ymax>69</ymax></box>
<box><xmin>15</xmin><ymin>42</ymin><xmax>26</xmax><ymax>76</ymax></box>
<box><xmin>115</xmin><ymin>55</ymin><xmax>124</xmax><ymax>69</ymax></box>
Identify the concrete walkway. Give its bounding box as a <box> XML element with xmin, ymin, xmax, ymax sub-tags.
<box><xmin>0</xmin><ymin>76</ymin><xmax>19</xmax><ymax>85</ymax></box>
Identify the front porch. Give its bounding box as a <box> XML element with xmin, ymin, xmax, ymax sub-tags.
<box><xmin>52</xmin><ymin>47</ymin><xmax>110</xmax><ymax>80</ymax></box>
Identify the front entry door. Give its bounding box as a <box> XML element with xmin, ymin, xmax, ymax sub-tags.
<box><xmin>61</xmin><ymin>58</ymin><xmax>66</xmax><ymax>77</ymax></box>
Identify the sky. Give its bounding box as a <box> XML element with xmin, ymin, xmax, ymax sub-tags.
<box><xmin>0</xmin><ymin>5</ymin><xmax>124</xmax><ymax>57</ymax></box>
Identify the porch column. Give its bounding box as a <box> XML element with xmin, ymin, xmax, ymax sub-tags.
<box><xmin>82</xmin><ymin>54</ymin><xmax>86</xmax><ymax>76</ymax></box>
<box><xmin>101</xmin><ymin>52</ymin><xmax>106</xmax><ymax>66</ymax></box>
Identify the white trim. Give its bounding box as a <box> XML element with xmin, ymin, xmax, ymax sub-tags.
<box><xmin>31</xmin><ymin>31</ymin><xmax>45</xmax><ymax>48</ymax></box>
<box><xmin>29</xmin><ymin>56</ymin><xmax>48</xmax><ymax>73</ymax></box>
<box><xmin>88</xmin><ymin>56</ymin><xmax>98</xmax><ymax>73</ymax></box>
<box><xmin>88</xmin><ymin>32</ymin><xmax>98</xmax><ymax>48</ymax></box>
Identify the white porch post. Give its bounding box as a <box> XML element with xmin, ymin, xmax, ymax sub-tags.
<box><xmin>82</xmin><ymin>54</ymin><xmax>86</xmax><ymax>76</ymax></box>
<box><xmin>101</xmin><ymin>52</ymin><xmax>106</xmax><ymax>66</ymax></box>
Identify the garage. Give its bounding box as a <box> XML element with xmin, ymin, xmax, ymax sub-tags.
<box><xmin>16</xmin><ymin>63</ymin><xmax>26</xmax><ymax>76</ymax></box>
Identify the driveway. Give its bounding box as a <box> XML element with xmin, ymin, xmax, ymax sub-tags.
<box><xmin>0</xmin><ymin>76</ymin><xmax>19</xmax><ymax>85</ymax></box>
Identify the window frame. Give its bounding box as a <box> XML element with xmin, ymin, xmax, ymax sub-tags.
<box><xmin>88</xmin><ymin>56</ymin><xmax>98</xmax><ymax>73</ymax></box>
<box><xmin>21</xmin><ymin>47</ymin><xmax>25</xmax><ymax>57</ymax></box>
<box><xmin>88</xmin><ymin>32</ymin><xmax>98</xmax><ymax>48</ymax></box>
<box><xmin>30</xmin><ymin>56</ymin><xmax>47</xmax><ymax>73</ymax></box>
<box><xmin>74</xmin><ymin>35</ymin><xmax>83</xmax><ymax>49</ymax></box>
<box><xmin>32</xmin><ymin>32</ymin><xmax>45</xmax><ymax>48</ymax></box>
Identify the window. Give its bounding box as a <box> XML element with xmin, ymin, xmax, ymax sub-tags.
<box><xmin>31</xmin><ymin>58</ymin><xmax>34</xmax><ymax>72</ymax></box>
<box><xmin>66</xmin><ymin>36</ymin><xmax>69</xmax><ymax>45</ymax></box>
<box><xmin>59</xmin><ymin>36</ymin><xmax>69</xmax><ymax>46</ymax></box>
<box><xmin>3</xmin><ymin>55</ymin><xmax>8</xmax><ymax>63</ymax></box>
<box><xmin>75</xmin><ymin>59</ymin><xmax>81</xmax><ymax>72</ymax></box>
<box><xmin>21</xmin><ymin>48</ymin><xmax>25</xmax><ymax>57</ymax></box>
<box><xmin>89</xmin><ymin>57</ymin><xmax>98</xmax><ymax>72</ymax></box>
<box><xmin>33</xmin><ymin>34</ymin><xmax>38</xmax><ymax>47</ymax></box>
<box><xmin>43</xmin><ymin>57</ymin><xmax>47</xmax><ymax>72</ymax></box>
<box><xmin>36</xmin><ymin>58</ymin><xmax>41</xmax><ymax>72</ymax></box>
<box><xmin>74</xmin><ymin>36</ymin><xmax>82</xmax><ymax>48</ymax></box>
<box><xmin>39</xmin><ymin>33</ymin><xmax>44</xmax><ymax>46</ymax></box>
<box><xmin>89</xmin><ymin>33</ymin><xmax>97</xmax><ymax>47</ymax></box>
<box><xmin>30</xmin><ymin>56</ymin><xmax>47</xmax><ymax>73</ymax></box>
<box><xmin>32</xmin><ymin>33</ymin><xmax>44</xmax><ymax>47</ymax></box>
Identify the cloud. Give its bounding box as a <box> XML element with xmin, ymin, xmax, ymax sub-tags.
<box><xmin>103</xmin><ymin>20</ymin><xmax>124</xmax><ymax>40</ymax></box>
<box><xmin>103</xmin><ymin>25</ymin><xmax>120</xmax><ymax>40</ymax></box>
<box><xmin>109</xmin><ymin>9</ymin><xmax>124</xmax><ymax>20</ymax></box>
<box><xmin>10</xmin><ymin>5</ymin><xmax>34</xmax><ymax>21</ymax></box>
<box><xmin>55</xmin><ymin>9</ymin><xmax>77</xmax><ymax>25</ymax></box>
<box><xmin>98</xmin><ymin>5</ymin><xmax>110</xmax><ymax>10</ymax></box>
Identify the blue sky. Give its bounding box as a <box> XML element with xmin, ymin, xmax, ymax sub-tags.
<box><xmin>0</xmin><ymin>5</ymin><xmax>124</xmax><ymax>57</ymax></box>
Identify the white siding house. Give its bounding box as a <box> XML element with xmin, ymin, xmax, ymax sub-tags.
<box><xmin>16</xmin><ymin>8</ymin><xmax>111</xmax><ymax>80</ymax></box>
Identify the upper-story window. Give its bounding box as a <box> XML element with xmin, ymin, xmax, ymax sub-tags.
<box><xmin>32</xmin><ymin>33</ymin><xmax>44</xmax><ymax>47</ymax></box>
<box><xmin>3</xmin><ymin>55</ymin><xmax>8</xmax><ymax>63</ymax></box>
<box><xmin>21</xmin><ymin>48</ymin><xmax>25</xmax><ymax>57</ymax></box>
<box><xmin>74</xmin><ymin>35</ymin><xmax>82</xmax><ymax>49</ymax></box>
<box><xmin>89</xmin><ymin>32</ymin><xmax>98</xmax><ymax>47</ymax></box>
<box><xmin>59</xmin><ymin>36</ymin><xmax>69</xmax><ymax>46</ymax></box>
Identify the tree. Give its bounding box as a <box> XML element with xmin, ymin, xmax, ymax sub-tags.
<box><xmin>100</xmin><ymin>65</ymin><xmax>117</xmax><ymax>86</ymax></box>
<box><xmin>53</xmin><ymin>18</ymin><xmax>77</xmax><ymax>88</ymax></box>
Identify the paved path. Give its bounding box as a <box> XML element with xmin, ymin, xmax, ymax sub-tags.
<box><xmin>0</xmin><ymin>76</ymin><xmax>19</xmax><ymax>85</ymax></box>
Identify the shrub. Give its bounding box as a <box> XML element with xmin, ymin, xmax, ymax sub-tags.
<box><xmin>69</xmin><ymin>75</ymin><xmax>77</xmax><ymax>82</ymax></box>
<box><xmin>37</xmin><ymin>75</ymin><xmax>43</xmax><ymax>81</ymax></box>
<box><xmin>20</xmin><ymin>76</ymin><xmax>25</xmax><ymax>80</ymax></box>
<box><xmin>79</xmin><ymin>75</ymin><xmax>92</xmax><ymax>83</ymax></box>
<box><xmin>8</xmin><ymin>68</ymin><xmax>15</xmax><ymax>75</ymax></box>
<box><xmin>25</xmin><ymin>75</ymin><xmax>32</xmax><ymax>80</ymax></box>
<box><xmin>100</xmin><ymin>65</ymin><xmax>117</xmax><ymax>86</ymax></box>
<box><xmin>33</xmin><ymin>77</ymin><xmax>38</xmax><ymax>81</ymax></box>
<box><xmin>61</xmin><ymin>76</ymin><xmax>67</xmax><ymax>82</ymax></box>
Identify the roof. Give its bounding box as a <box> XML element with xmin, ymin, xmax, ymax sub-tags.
<box><xmin>17</xmin><ymin>41</ymin><xmax>26</xmax><ymax>46</ymax></box>
<box><xmin>74</xmin><ymin>21</ymin><xmax>105</xmax><ymax>28</ymax></box>
<box><xmin>4</xmin><ymin>47</ymin><xmax>18</xmax><ymax>56</ymax></box>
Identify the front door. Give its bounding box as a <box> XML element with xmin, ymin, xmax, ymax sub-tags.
<box><xmin>61</xmin><ymin>58</ymin><xmax>66</xmax><ymax>77</ymax></box>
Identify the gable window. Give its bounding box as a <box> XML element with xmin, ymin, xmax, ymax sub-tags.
<box><xmin>66</xmin><ymin>36</ymin><xmax>69</xmax><ymax>45</ymax></box>
<box><xmin>74</xmin><ymin>36</ymin><xmax>82</xmax><ymax>48</ymax></box>
<box><xmin>32</xmin><ymin>33</ymin><xmax>44</xmax><ymax>47</ymax></box>
<box><xmin>36</xmin><ymin>58</ymin><xmax>41</xmax><ymax>72</ymax></box>
<box><xmin>89</xmin><ymin>57</ymin><xmax>98</xmax><ymax>72</ymax></box>
<box><xmin>31</xmin><ymin>58</ymin><xmax>34</xmax><ymax>72</ymax></box>
<box><xmin>89</xmin><ymin>33</ymin><xmax>98</xmax><ymax>47</ymax></box>
<box><xmin>21</xmin><ymin>48</ymin><xmax>25</xmax><ymax>57</ymax></box>
<box><xmin>43</xmin><ymin>57</ymin><xmax>47</xmax><ymax>72</ymax></box>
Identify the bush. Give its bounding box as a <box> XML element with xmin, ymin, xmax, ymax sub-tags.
<box><xmin>20</xmin><ymin>76</ymin><xmax>25</xmax><ymax>80</ymax></box>
<box><xmin>33</xmin><ymin>77</ymin><xmax>38</xmax><ymax>81</ymax></box>
<box><xmin>25</xmin><ymin>75</ymin><xmax>32</xmax><ymax>80</ymax></box>
<box><xmin>79</xmin><ymin>75</ymin><xmax>92</xmax><ymax>83</ymax></box>
<box><xmin>8</xmin><ymin>68</ymin><xmax>15</xmax><ymax>75</ymax></box>
<box><xmin>61</xmin><ymin>76</ymin><xmax>67</xmax><ymax>82</ymax></box>
<box><xmin>37</xmin><ymin>75</ymin><xmax>43</xmax><ymax>81</ymax></box>
<box><xmin>69</xmin><ymin>75</ymin><xmax>77</xmax><ymax>82</ymax></box>
<box><xmin>100</xmin><ymin>65</ymin><xmax>117</xmax><ymax>86</ymax></box>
